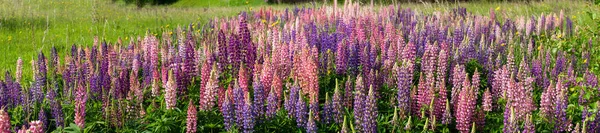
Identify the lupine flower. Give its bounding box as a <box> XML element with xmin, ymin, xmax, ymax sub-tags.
<box><xmin>397</xmin><ymin>61</ymin><xmax>413</xmax><ymax>117</ymax></box>
<box><xmin>233</xmin><ymin>83</ymin><xmax>246</xmax><ymax>128</ymax></box>
<box><xmin>186</xmin><ymin>100</ymin><xmax>197</xmax><ymax>133</ymax></box>
<box><xmin>332</xmin><ymin>80</ymin><xmax>343</xmax><ymax>123</ymax></box>
<box><xmin>336</xmin><ymin>40</ymin><xmax>348</xmax><ymax>75</ymax></box>
<box><xmin>74</xmin><ymin>84</ymin><xmax>87</xmax><ymax>128</ymax></box>
<box><xmin>354</xmin><ymin>75</ymin><xmax>365</xmax><ymax>131</ymax></box>
<box><xmin>540</xmin><ymin>81</ymin><xmax>555</xmax><ymax>119</ymax></box>
<box><xmin>441</xmin><ymin>99</ymin><xmax>452</xmax><ymax>125</ymax></box>
<box><xmin>322</xmin><ymin>94</ymin><xmax>333</xmax><ymax>124</ymax></box>
<box><xmin>0</xmin><ymin>109</ymin><xmax>10</xmax><ymax>133</ymax></box>
<box><xmin>554</xmin><ymin>78</ymin><xmax>571</xmax><ymax>132</ymax></box>
<box><xmin>28</xmin><ymin>120</ymin><xmax>43</xmax><ymax>133</ymax></box>
<box><xmin>241</xmin><ymin>92</ymin><xmax>255</xmax><ymax>133</ymax></box>
<box><xmin>482</xmin><ymin>88</ymin><xmax>492</xmax><ymax>112</ymax></box>
<box><xmin>306</xmin><ymin>110</ymin><xmax>317</xmax><ymax>133</ymax></box>
<box><xmin>266</xmin><ymin>87</ymin><xmax>278</xmax><ymax>118</ymax></box>
<box><xmin>586</xmin><ymin>71</ymin><xmax>598</xmax><ymax>88</ymax></box>
<box><xmin>38</xmin><ymin>108</ymin><xmax>47</xmax><ymax>132</ymax></box>
<box><xmin>296</xmin><ymin>90</ymin><xmax>308</xmax><ymax>128</ymax></box>
<box><xmin>360</xmin><ymin>85</ymin><xmax>377</xmax><ymax>133</ymax></box>
<box><xmin>344</xmin><ymin>77</ymin><xmax>353</xmax><ymax>108</ymax></box>
<box><xmin>522</xmin><ymin>115</ymin><xmax>535</xmax><ymax>133</ymax></box>
<box><xmin>456</xmin><ymin>74</ymin><xmax>475</xmax><ymax>133</ymax></box>
<box><xmin>165</xmin><ymin>70</ymin><xmax>177</xmax><ymax>110</ymax></box>
<box><xmin>16</xmin><ymin>57</ymin><xmax>22</xmax><ymax>83</ymax></box>
<box><xmin>221</xmin><ymin>91</ymin><xmax>235</xmax><ymax>131</ymax></box>
<box><xmin>503</xmin><ymin>107</ymin><xmax>517</xmax><ymax>133</ymax></box>
<box><xmin>200</xmin><ymin>64</ymin><xmax>219</xmax><ymax>111</ymax></box>
<box><xmin>253</xmin><ymin>77</ymin><xmax>266</xmax><ymax>118</ymax></box>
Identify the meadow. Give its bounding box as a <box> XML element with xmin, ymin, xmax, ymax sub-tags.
<box><xmin>0</xmin><ymin>0</ymin><xmax>600</xmax><ymax>132</ymax></box>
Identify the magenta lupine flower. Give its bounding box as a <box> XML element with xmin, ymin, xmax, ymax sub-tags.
<box><xmin>416</xmin><ymin>73</ymin><xmax>431</xmax><ymax>117</ymax></box>
<box><xmin>200</xmin><ymin>64</ymin><xmax>218</xmax><ymax>111</ymax></box>
<box><xmin>471</xmin><ymin>69</ymin><xmax>480</xmax><ymax>90</ymax></box>
<box><xmin>336</xmin><ymin>40</ymin><xmax>348</xmax><ymax>75</ymax></box>
<box><xmin>456</xmin><ymin>75</ymin><xmax>475</xmax><ymax>133</ymax></box>
<box><xmin>0</xmin><ymin>109</ymin><xmax>10</xmax><ymax>133</ymax></box>
<box><xmin>434</xmin><ymin>80</ymin><xmax>448</xmax><ymax>119</ymax></box>
<box><xmin>332</xmin><ymin>80</ymin><xmax>343</xmax><ymax>123</ymax></box>
<box><xmin>271</xmin><ymin>71</ymin><xmax>283</xmax><ymax>106</ymax></box>
<box><xmin>306</xmin><ymin>110</ymin><xmax>317</xmax><ymax>133</ymax></box>
<box><xmin>261</xmin><ymin>59</ymin><xmax>274</xmax><ymax>98</ymax></box>
<box><xmin>483</xmin><ymin>88</ymin><xmax>492</xmax><ymax>112</ymax></box>
<box><xmin>221</xmin><ymin>91</ymin><xmax>235</xmax><ymax>131</ymax></box>
<box><xmin>186</xmin><ymin>100</ymin><xmax>197</xmax><ymax>133</ymax></box>
<box><xmin>74</xmin><ymin>84</ymin><xmax>87</xmax><ymax>128</ymax></box>
<box><xmin>199</xmin><ymin>58</ymin><xmax>211</xmax><ymax>99</ymax></box>
<box><xmin>451</xmin><ymin>64</ymin><xmax>466</xmax><ymax>106</ymax></box>
<box><xmin>165</xmin><ymin>70</ymin><xmax>177</xmax><ymax>110</ymax></box>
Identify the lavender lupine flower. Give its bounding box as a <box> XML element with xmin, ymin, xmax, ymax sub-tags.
<box><xmin>165</xmin><ymin>71</ymin><xmax>177</xmax><ymax>110</ymax></box>
<box><xmin>586</xmin><ymin>71</ymin><xmax>598</xmax><ymax>88</ymax></box>
<box><xmin>332</xmin><ymin>80</ymin><xmax>343</xmax><ymax>123</ymax></box>
<box><xmin>344</xmin><ymin>77</ymin><xmax>353</xmax><ymax>109</ymax></box>
<box><xmin>200</xmin><ymin>64</ymin><xmax>218</xmax><ymax>111</ymax></box>
<box><xmin>503</xmin><ymin>107</ymin><xmax>517</xmax><ymax>133</ymax></box>
<box><xmin>233</xmin><ymin>83</ymin><xmax>246</xmax><ymax>128</ymax></box>
<box><xmin>186</xmin><ymin>100</ymin><xmax>197</xmax><ymax>133</ymax></box>
<box><xmin>483</xmin><ymin>88</ymin><xmax>492</xmax><ymax>112</ymax></box>
<box><xmin>296</xmin><ymin>90</ymin><xmax>308</xmax><ymax>128</ymax></box>
<box><xmin>285</xmin><ymin>84</ymin><xmax>299</xmax><ymax>119</ymax></box>
<box><xmin>253</xmin><ymin>77</ymin><xmax>266</xmax><ymax>118</ymax></box>
<box><xmin>451</xmin><ymin>64</ymin><xmax>466</xmax><ymax>106</ymax></box>
<box><xmin>306</xmin><ymin>111</ymin><xmax>317</xmax><ymax>133</ymax></box>
<box><xmin>38</xmin><ymin>108</ymin><xmax>47</xmax><ymax>132</ymax></box>
<box><xmin>0</xmin><ymin>109</ymin><xmax>10</xmax><ymax>133</ymax></box>
<box><xmin>361</xmin><ymin>85</ymin><xmax>377</xmax><ymax>133</ymax></box>
<box><xmin>354</xmin><ymin>75</ymin><xmax>366</xmax><ymax>131</ymax></box>
<box><xmin>441</xmin><ymin>99</ymin><xmax>452</xmax><ymax>125</ymax></box>
<box><xmin>221</xmin><ymin>92</ymin><xmax>235</xmax><ymax>131</ymax></box>
<box><xmin>74</xmin><ymin>84</ymin><xmax>87</xmax><ymax>128</ymax></box>
<box><xmin>266</xmin><ymin>87</ymin><xmax>278</xmax><ymax>119</ymax></box>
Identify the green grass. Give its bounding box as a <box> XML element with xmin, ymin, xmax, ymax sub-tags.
<box><xmin>0</xmin><ymin>0</ymin><xmax>597</xmax><ymax>82</ymax></box>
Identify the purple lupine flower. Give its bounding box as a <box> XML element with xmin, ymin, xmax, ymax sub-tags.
<box><xmin>233</xmin><ymin>83</ymin><xmax>246</xmax><ymax>127</ymax></box>
<box><xmin>586</xmin><ymin>71</ymin><xmax>598</xmax><ymax>88</ymax></box>
<box><xmin>0</xmin><ymin>109</ymin><xmax>10</xmax><ymax>133</ymax></box>
<box><xmin>38</xmin><ymin>108</ymin><xmax>47</xmax><ymax>132</ymax></box>
<box><xmin>228</xmin><ymin>33</ymin><xmax>241</xmax><ymax>74</ymax></box>
<box><xmin>551</xmin><ymin>52</ymin><xmax>565</xmax><ymax>78</ymax></box>
<box><xmin>221</xmin><ymin>91</ymin><xmax>235</xmax><ymax>131</ymax></box>
<box><xmin>217</xmin><ymin>30</ymin><xmax>228</xmax><ymax>72</ymax></box>
<box><xmin>361</xmin><ymin>85</ymin><xmax>377</xmax><ymax>133</ymax></box>
<box><xmin>554</xmin><ymin>78</ymin><xmax>571</xmax><ymax>132</ymax></box>
<box><xmin>332</xmin><ymin>80</ymin><xmax>343</xmax><ymax>123</ymax></box>
<box><xmin>253</xmin><ymin>77</ymin><xmax>266</xmax><ymax>118</ymax></box>
<box><xmin>503</xmin><ymin>107</ymin><xmax>517</xmax><ymax>133</ymax></box>
<box><xmin>241</xmin><ymin>93</ymin><xmax>255</xmax><ymax>133</ymax></box>
<box><xmin>353</xmin><ymin>75</ymin><xmax>365</xmax><ymax>131</ymax></box>
<box><xmin>266</xmin><ymin>87</ymin><xmax>278</xmax><ymax>119</ymax></box>
<box><xmin>441</xmin><ymin>99</ymin><xmax>452</xmax><ymax>125</ymax></box>
<box><xmin>37</xmin><ymin>52</ymin><xmax>47</xmax><ymax>88</ymax></box>
<box><xmin>47</xmin><ymin>85</ymin><xmax>64</xmax><ymax>128</ymax></box>
<box><xmin>397</xmin><ymin>61</ymin><xmax>413</xmax><ymax>117</ymax></box>
<box><xmin>306</xmin><ymin>110</ymin><xmax>317</xmax><ymax>133</ymax></box>
<box><xmin>322</xmin><ymin>94</ymin><xmax>333</xmax><ymax>124</ymax></box>
<box><xmin>186</xmin><ymin>100</ymin><xmax>197</xmax><ymax>133</ymax></box>
<box><xmin>295</xmin><ymin>90</ymin><xmax>308</xmax><ymax>128</ymax></box>
<box><xmin>522</xmin><ymin>115</ymin><xmax>535</xmax><ymax>133</ymax></box>
<box><xmin>531</xmin><ymin>59</ymin><xmax>543</xmax><ymax>86</ymax></box>
<box><xmin>74</xmin><ymin>84</ymin><xmax>87</xmax><ymax>128</ymax></box>
<box><xmin>285</xmin><ymin>83</ymin><xmax>299</xmax><ymax>119</ymax></box>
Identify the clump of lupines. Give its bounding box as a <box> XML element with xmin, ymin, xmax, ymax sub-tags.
<box><xmin>0</xmin><ymin>2</ymin><xmax>595</xmax><ymax>132</ymax></box>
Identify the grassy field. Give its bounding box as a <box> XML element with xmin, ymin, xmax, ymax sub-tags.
<box><xmin>0</xmin><ymin>0</ymin><xmax>597</xmax><ymax>81</ymax></box>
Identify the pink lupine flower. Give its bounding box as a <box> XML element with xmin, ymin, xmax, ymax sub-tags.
<box><xmin>165</xmin><ymin>70</ymin><xmax>177</xmax><ymax>110</ymax></box>
<box><xmin>28</xmin><ymin>121</ymin><xmax>43</xmax><ymax>133</ymax></box>
<box><xmin>200</xmin><ymin>64</ymin><xmax>219</xmax><ymax>111</ymax></box>
<box><xmin>186</xmin><ymin>100</ymin><xmax>197</xmax><ymax>133</ymax></box>
<box><xmin>483</xmin><ymin>88</ymin><xmax>492</xmax><ymax>112</ymax></box>
<box><xmin>0</xmin><ymin>109</ymin><xmax>10</xmax><ymax>133</ymax></box>
<box><xmin>74</xmin><ymin>84</ymin><xmax>88</xmax><ymax>128</ymax></box>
